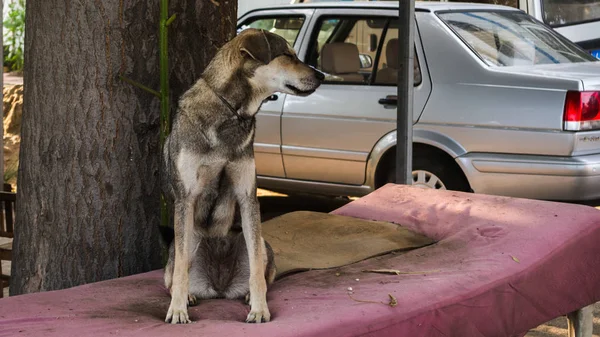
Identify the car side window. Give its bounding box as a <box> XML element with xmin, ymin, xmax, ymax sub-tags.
<box><xmin>372</xmin><ymin>20</ymin><xmax>422</xmax><ymax>86</ymax></box>
<box><xmin>308</xmin><ymin>17</ymin><xmax>388</xmax><ymax>85</ymax></box>
<box><xmin>308</xmin><ymin>17</ymin><xmax>420</xmax><ymax>86</ymax></box>
<box><xmin>237</xmin><ymin>16</ymin><xmax>305</xmax><ymax>46</ymax></box>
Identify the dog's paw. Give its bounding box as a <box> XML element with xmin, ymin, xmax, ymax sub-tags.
<box><xmin>165</xmin><ymin>303</ymin><xmax>191</xmax><ymax>324</ymax></box>
<box><xmin>188</xmin><ymin>294</ymin><xmax>198</xmax><ymax>306</ymax></box>
<box><xmin>246</xmin><ymin>307</ymin><xmax>271</xmax><ymax>323</ymax></box>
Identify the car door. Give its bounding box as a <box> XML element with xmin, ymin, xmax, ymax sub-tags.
<box><xmin>280</xmin><ymin>9</ymin><xmax>431</xmax><ymax>185</ymax></box>
<box><xmin>237</xmin><ymin>9</ymin><xmax>314</xmax><ymax>177</ymax></box>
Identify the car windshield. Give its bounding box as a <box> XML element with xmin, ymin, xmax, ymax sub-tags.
<box><xmin>438</xmin><ymin>11</ymin><xmax>597</xmax><ymax>67</ymax></box>
<box><xmin>542</xmin><ymin>0</ymin><xmax>600</xmax><ymax>27</ymax></box>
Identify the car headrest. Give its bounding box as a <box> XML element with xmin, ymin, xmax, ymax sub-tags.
<box><xmin>386</xmin><ymin>38</ymin><xmax>399</xmax><ymax>69</ymax></box>
<box><xmin>321</xmin><ymin>42</ymin><xmax>361</xmax><ymax>74</ymax></box>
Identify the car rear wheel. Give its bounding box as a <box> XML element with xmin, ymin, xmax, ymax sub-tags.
<box><xmin>383</xmin><ymin>151</ymin><xmax>471</xmax><ymax>192</ymax></box>
<box><xmin>412</xmin><ymin>169</ymin><xmax>446</xmax><ymax>189</ymax></box>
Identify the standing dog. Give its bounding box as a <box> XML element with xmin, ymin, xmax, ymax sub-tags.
<box><xmin>161</xmin><ymin>28</ymin><xmax>323</xmax><ymax>324</ymax></box>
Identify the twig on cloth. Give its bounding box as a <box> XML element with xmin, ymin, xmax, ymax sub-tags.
<box><xmin>362</xmin><ymin>269</ymin><xmax>440</xmax><ymax>275</ymax></box>
<box><xmin>348</xmin><ymin>293</ymin><xmax>398</xmax><ymax>307</ymax></box>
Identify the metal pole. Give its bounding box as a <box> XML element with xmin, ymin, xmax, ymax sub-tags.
<box><xmin>396</xmin><ymin>0</ymin><xmax>415</xmax><ymax>185</ymax></box>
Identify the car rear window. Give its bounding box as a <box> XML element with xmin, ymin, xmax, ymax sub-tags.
<box><xmin>542</xmin><ymin>0</ymin><xmax>600</xmax><ymax>27</ymax></box>
<box><xmin>438</xmin><ymin>10</ymin><xmax>597</xmax><ymax>67</ymax></box>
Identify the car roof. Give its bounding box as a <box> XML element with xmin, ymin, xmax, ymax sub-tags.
<box><xmin>245</xmin><ymin>1</ymin><xmax>519</xmax><ymax>13</ymax></box>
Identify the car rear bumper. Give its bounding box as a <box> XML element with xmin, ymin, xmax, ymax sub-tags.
<box><xmin>457</xmin><ymin>152</ymin><xmax>600</xmax><ymax>201</ymax></box>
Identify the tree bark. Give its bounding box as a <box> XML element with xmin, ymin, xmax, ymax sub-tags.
<box><xmin>168</xmin><ymin>0</ymin><xmax>237</xmax><ymax>109</ymax></box>
<box><xmin>11</xmin><ymin>0</ymin><xmax>236</xmax><ymax>295</ymax></box>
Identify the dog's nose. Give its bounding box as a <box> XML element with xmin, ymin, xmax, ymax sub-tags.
<box><xmin>314</xmin><ymin>69</ymin><xmax>325</xmax><ymax>81</ymax></box>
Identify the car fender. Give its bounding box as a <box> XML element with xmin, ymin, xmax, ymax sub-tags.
<box><xmin>365</xmin><ymin>128</ymin><xmax>468</xmax><ymax>188</ymax></box>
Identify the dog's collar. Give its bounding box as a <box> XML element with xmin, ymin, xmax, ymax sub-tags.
<box><xmin>215</xmin><ymin>92</ymin><xmax>252</xmax><ymax>121</ymax></box>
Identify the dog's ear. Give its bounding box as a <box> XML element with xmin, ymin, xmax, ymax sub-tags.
<box><xmin>239</xmin><ymin>30</ymin><xmax>272</xmax><ymax>64</ymax></box>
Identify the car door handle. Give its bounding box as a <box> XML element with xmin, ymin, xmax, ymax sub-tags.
<box><xmin>265</xmin><ymin>94</ymin><xmax>279</xmax><ymax>102</ymax></box>
<box><xmin>378</xmin><ymin>95</ymin><xmax>398</xmax><ymax>106</ymax></box>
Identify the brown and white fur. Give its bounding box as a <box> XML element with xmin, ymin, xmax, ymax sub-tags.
<box><xmin>161</xmin><ymin>28</ymin><xmax>323</xmax><ymax>324</ymax></box>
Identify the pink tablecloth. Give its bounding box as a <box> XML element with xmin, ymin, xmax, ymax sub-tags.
<box><xmin>2</xmin><ymin>184</ymin><xmax>600</xmax><ymax>337</ymax></box>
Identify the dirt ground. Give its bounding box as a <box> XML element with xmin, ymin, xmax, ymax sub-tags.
<box><xmin>2</xmin><ymin>82</ymin><xmax>22</xmax><ymax>188</ymax></box>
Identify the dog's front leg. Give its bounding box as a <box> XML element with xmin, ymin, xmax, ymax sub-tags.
<box><xmin>229</xmin><ymin>158</ymin><xmax>270</xmax><ymax>323</ymax></box>
<box><xmin>165</xmin><ymin>199</ymin><xmax>194</xmax><ymax>324</ymax></box>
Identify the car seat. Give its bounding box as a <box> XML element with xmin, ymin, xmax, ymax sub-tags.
<box><xmin>320</xmin><ymin>42</ymin><xmax>364</xmax><ymax>83</ymax></box>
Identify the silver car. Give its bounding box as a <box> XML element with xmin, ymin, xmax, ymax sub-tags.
<box><xmin>238</xmin><ymin>1</ymin><xmax>600</xmax><ymax>201</ymax></box>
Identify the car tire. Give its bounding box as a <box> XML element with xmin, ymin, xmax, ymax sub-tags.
<box><xmin>385</xmin><ymin>153</ymin><xmax>471</xmax><ymax>192</ymax></box>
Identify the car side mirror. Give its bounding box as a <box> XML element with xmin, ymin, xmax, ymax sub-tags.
<box><xmin>359</xmin><ymin>54</ymin><xmax>373</xmax><ymax>69</ymax></box>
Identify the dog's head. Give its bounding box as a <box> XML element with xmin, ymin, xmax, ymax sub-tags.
<box><xmin>236</xmin><ymin>28</ymin><xmax>323</xmax><ymax>97</ymax></box>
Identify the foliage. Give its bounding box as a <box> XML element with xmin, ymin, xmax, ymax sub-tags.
<box><xmin>3</xmin><ymin>0</ymin><xmax>25</xmax><ymax>72</ymax></box>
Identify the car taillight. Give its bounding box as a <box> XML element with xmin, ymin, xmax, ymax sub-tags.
<box><xmin>564</xmin><ymin>91</ymin><xmax>600</xmax><ymax>131</ymax></box>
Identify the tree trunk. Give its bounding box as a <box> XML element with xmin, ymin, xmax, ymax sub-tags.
<box><xmin>168</xmin><ymin>0</ymin><xmax>237</xmax><ymax>109</ymax></box>
<box><xmin>11</xmin><ymin>0</ymin><xmax>236</xmax><ymax>295</ymax></box>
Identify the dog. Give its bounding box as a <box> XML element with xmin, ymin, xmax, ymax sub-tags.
<box><xmin>161</xmin><ymin>28</ymin><xmax>323</xmax><ymax>324</ymax></box>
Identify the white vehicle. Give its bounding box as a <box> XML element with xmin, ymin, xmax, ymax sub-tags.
<box><xmin>520</xmin><ymin>0</ymin><xmax>600</xmax><ymax>58</ymax></box>
<box><xmin>422</xmin><ymin>0</ymin><xmax>600</xmax><ymax>58</ymax></box>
